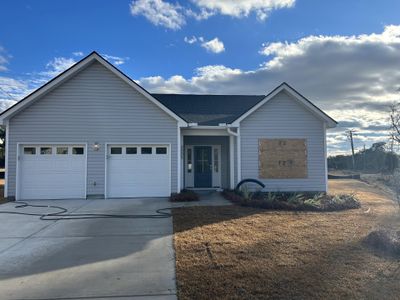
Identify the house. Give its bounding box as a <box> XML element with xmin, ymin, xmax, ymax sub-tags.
<box><xmin>0</xmin><ymin>52</ymin><xmax>337</xmax><ymax>201</ymax></box>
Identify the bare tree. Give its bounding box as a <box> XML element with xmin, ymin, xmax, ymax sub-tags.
<box><xmin>389</xmin><ymin>103</ymin><xmax>400</xmax><ymax>208</ymax></box>
<box><xmin>390</xmin><ymin>103</ymin><xmax>400</xmax><ymax>145</ymax></box>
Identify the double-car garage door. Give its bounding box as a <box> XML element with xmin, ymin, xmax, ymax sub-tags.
<box><xmin>17</xmin><ymin>143</ymin><xmax>170</xmax><ymax>200</ymax></box>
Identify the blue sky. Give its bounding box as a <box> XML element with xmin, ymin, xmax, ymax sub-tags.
<box><xmin>1</xmin><ymin>0</ymin><xmax>400</xmax><ymax>154</ymax></box>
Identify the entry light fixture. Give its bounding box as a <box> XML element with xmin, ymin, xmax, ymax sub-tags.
<box><xmin>92</xmin><ymin>142</ymin><xmax>100</xmax><ymax>151</ymax></box>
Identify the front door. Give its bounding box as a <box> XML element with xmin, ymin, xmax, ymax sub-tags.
<box><xmin>194</xmin><ymin>146</ymin><xmax>212</xmax><ymax>187</ymax></box>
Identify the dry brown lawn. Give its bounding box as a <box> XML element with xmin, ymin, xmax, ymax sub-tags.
<box><xmin>173</xmin><ymin>180</ymin><xmax>400</xmax><ymax>299</ymax></box>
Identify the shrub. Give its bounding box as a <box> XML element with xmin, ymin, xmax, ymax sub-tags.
<box><xmin>221</xmin><ymin>189</ymin><xmax>360</xmax><ymax>212</ymax></box>
<box><xmin>170</xmin><ymin>189</ymin><xmax>199</xmax><ymax>202</ymax></box>
<box><xmin>363</xmin><ymin>230</ymin><xmax>400</xmax><ymax>257</ymax></box>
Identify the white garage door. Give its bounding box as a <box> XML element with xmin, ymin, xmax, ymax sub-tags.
<box><xmin>18</xmin><ymin>144</ymin><xmax>86</xmax><ymax>200</ymax></box>
<box><xmin>107</xmin><ymin>144</ymin><xmax>170</xmax><ymax>198</ymax></box>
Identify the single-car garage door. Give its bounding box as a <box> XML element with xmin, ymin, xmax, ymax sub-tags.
<box><xmin>18</xmin><ymin>144</ymin><xmax>86</xmax><ymax>200</ymax></box>
<box><xmin>106</xmin><ymin>144</ymin><xmax>170</xmax><ymax>198</ymax></box>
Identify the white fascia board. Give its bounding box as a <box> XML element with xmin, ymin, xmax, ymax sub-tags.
<box><xmin>230</xmin><ymin>83</ymin><xmax>337</xmax><ymax>128</ymax></box>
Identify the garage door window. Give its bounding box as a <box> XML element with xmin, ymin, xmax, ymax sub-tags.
<box><xmin>141</xmin><ymin>147</ymin><xmax>152</xmax><ymax>154</ymax></box>
<box><xmin>156</xmin><ymin>147</ymin><xmax>167</xmax><ymax>154</ymax></box>
<box><xmin>56</xmin><ymin>147</ymin><xmax>68</xmax><ymax>155</ymax></box>
<box><xmin>72</xmin><ymin>147</ymin><xmax>84</xmax><ymax>155</ymax></box>
<box><xmin>24</xmin><ymin>147</ymin><xmax>36</xmax><ymax>155</ymax></box>
<box><xmin>110</xmin><ymin>147</ymin><xmax>122</xmax><ymax>155</ymax></box>
<box><xmin>126</xmin><ymin>147</ymin><xmax>137</xmax><ymax>154</ymax></box>
<box><xmin>40</xmin><ymin>147</ymin><xmax>52</xmax><ymax>155</ymax></box>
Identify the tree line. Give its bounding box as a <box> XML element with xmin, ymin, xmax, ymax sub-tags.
<box><xmin>328</xmin><ymin>142</ymin><xmax>398</xmax><ymax>173</ymax></box>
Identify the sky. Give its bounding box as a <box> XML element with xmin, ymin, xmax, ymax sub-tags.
<box><xmin>1</xmin><ymin>0</ymin><xmax>400</xmax><ymax>155</ymax></box>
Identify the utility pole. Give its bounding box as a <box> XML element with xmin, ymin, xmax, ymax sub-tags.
<box><xmin>363</xmin><ymin>144</ymin><xmax>366</xmax><ymax>171</ymax></box>
<box><xmin>346</xmin><ymin>129</ymin><xmax>357</xmax><ymax>170</ymax></box>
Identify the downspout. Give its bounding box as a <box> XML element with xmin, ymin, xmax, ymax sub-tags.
<box><xmin>226</xmin><ymin>126</ymin><xmax>239</xmax><ymax>189</ymax></box>
<box><xmin>4</xmin><ymin>119</ymin><xmax>9</xmax><ymax>198</ymax></box>
<box><xmin>237</xmin><ymin>127</ymin><xmax>241</xmax><ymax>183</ymax></box>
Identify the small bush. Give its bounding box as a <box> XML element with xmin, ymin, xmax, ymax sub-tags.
<box><xmin>363</xmin><ymin>230</ymin><xmax>400</xmax><ymax>257</ymax></box>
<box><xmin>221</xmin><ymin>189</ymin><xmax>360</xmax><ymax>212</ymax></box>
<box><xmin>170</xmin><ymin>189</ymin><xmax>199</xmax><ymax>202</ymax></box>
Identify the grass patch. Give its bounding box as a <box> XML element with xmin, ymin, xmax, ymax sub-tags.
<box><xmin>222</xmin><ymin>189</ymin><xmax>360</xmax><ymax>211</ymax></box>
<box><xmin>173</xmin><ymin>180</ymin><xmax>400</xmax><ymax>299</ymax></box>
<box><xmin>170</xmin><ymin>189</ymin><xmax>199</xmax><ymax>202</ymax></box>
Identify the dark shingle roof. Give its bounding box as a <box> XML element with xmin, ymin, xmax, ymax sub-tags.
<box><xmin>152</xmin><ymin>94</ymin><xmax>266</xmax><ymax>125</ymax></box>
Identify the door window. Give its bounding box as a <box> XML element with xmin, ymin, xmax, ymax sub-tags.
<box><xmin>213</xmin><ymin>148</ymin><xmax>219</xmax><ymax>172</ymax></box>
<box><xmin>126</xmin><ymin>147</ymin><xmax>137</xmax><ymax>154</ymax></box>
<box><xmin>187</xmin><ymin>148</ymin><xmax>192</xmax><ymax>173</ymax></box>
<box><xmin>24</xmin><ymin>147</ymin><xmax>36</xmax><ymax>155</ymax></box>
<box><xmin>56</xmin><ymin>147</ymin><xmax>68</xmax><ymax>155</ymax></box>
<box><xmin>110</xmin><ymin>147</ymin><xmax>122</xmax><ymax>155</ymax></box>
<box><xmin>72</xmin><ymin>147</ymin><xmax>84</xmax><ymax>155</ymax></box>
<box><xmin>156</xmin><ymin>147</ymin><xmax>167</xmax><ymax>154</ymax></box>
<box><xmin>141</xmin><ymin>147</ymin><xmax>152</xmax><ymax>154</ymax></box>
<box><xmin>40</xmin><ymin>147</ymin><xmax>52</xmax><ymax>155</ymax></box>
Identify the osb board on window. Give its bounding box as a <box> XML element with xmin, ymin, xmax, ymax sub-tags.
<box><xmin>259</xmin><ymin>139</ymin><xmax>307</xmax><ymax>179</ymax></box>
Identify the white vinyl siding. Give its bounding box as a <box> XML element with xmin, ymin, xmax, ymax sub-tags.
<box><xmin>240</xmin><ymin>91</ymin><xmax>327</xmax><ymax>192</ymax></box>
<box><xmin>7</xmin><ymin>61</ymin><xmax>178</xmax><ymax>198</ymax></box>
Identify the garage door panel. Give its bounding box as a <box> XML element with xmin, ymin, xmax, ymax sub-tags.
<box><xmin>19</xmin><ymin>145</ymin><xmax>86</xmax><ymax>200</ymax></box>
<box><xmin>107</xmin><ymin>145</ymin><xmax>170</xmax><ymax>198</ymax></box>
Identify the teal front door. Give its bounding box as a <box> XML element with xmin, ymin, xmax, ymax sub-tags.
<box><xmin>194</xmin><ymin>146</ymin><xmax>212</xmax><ymax>187</ymax></box>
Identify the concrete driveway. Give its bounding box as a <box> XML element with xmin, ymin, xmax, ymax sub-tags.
<box><xmin>0</xmin><ymin>198</ymin><xmax>176</xmax><ymax>300</ymax></box>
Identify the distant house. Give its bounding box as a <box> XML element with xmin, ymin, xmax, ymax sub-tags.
<box><xmin>0</xmin><ymin>52</ymin><xmax>337</xmax><ymax>200</ymax></box>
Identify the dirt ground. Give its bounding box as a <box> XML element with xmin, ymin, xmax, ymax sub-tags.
<box><xmin>173</xmin><ymin>180</ymin><xmax>400</xmax><ymax>299</ymax></box>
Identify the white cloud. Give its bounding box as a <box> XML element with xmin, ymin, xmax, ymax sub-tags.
<box><xmin>139</xmin><ymin>25</ymin><xmax>400</xmax><ymax>153</ymax></box>
<box><xmin>201</xmin><ymin>37</ymin><xmax>225</xmax><ymax>53</ymax></box>
<box><xmin>0</xmin><ymin>46</ymin><xmax>10</xmax><ymax>72</ymax></box>
<box><xmin>101</xmin><ymin>54</ymin><xmax>129</xmax><ymax>66</ymax></box>
<box><xmin>72</xmin><ymin>51</ymin><xmax>84</xmax><ymax>57</ymax></box>
<box><xmin>192</xmin><ymin>0</ymin><xmax>296</xmax><ymax>20</ymax></box>
<box><xmin>185</xmin><ymin>7</ymin><xmax>215</xmax><ymax>20</ymax></box>
<box><xmin>129</xmin><ymin>0</ymin><xmax>295</xmax><ymax>29</ymax></box>
<box><xmin>184</xmin><ymin>36</ymin><xmax>198</xmax><ymax>44</ymax></box>
<box><xmin>41</xmin><ymin>57</ymin><xmax>77</xmax><ymax>77</ymax></box>
<box><xmin>130</xmin><ymin>0</ymin><xmax>185</xmax><ymax>30</ymax></box>
<box><xmin>184</xmin><ymin>36</ymin><xmax>225</xmax><ymax>54</ymax></box>
<box><xmin>0</xmin><ymin>76</ymin><xmax>33</xmax><ymax>111</ymax></box>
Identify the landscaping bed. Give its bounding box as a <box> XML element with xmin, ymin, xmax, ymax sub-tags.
<box><xmin>173</xmin><ymin>180</ymin><xmax>400</xmax><ymax>299</ymax></box>
<box><xmin>222</xmin><ymin>189</ymin><xmax>360</xmax><ymax>211</ymax></box>
<box><xmin>170</xmin><ymin>189</ymin><xmax>199</xmax><ymax>202</ymax></box>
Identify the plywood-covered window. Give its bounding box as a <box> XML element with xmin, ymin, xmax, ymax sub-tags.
<box><xmin>258</xmin><ymin>139</ymin><xmax>307</xmax><ymax>179</ymax></box>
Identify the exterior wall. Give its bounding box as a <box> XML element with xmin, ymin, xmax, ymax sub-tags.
<box><xmin>183</xmin><ymin>136</ymin><xmax>230</xmax><ymax>188</ymax></box>
<box><xmin>240</xmin><ymin>90</ymin><xmax>327</xmax><ymax>192</ymax></box>
<box><xmin>7</xmin><ymin>61</ymin><xmax>178</xmax><ymax>198</ymax></box>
